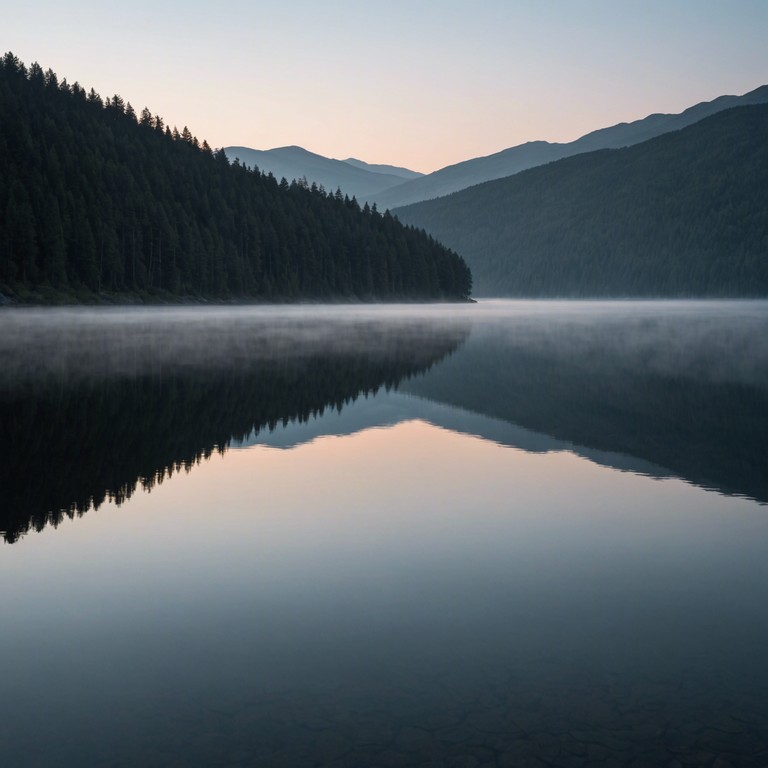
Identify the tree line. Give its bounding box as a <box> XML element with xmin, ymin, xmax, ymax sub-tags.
<box><xmin>0</xmin><ymin>53</ymin><xmax>472</xmax><ymax>302</ymax></box>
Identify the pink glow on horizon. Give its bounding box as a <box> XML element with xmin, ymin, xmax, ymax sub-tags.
<box><xmin>4</xmin><ymin>1</ymin><xmax>768</xmax><ymax>173</ymax></box>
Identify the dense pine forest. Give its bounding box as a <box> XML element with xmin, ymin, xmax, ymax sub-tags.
<box><xmin>0</xmin><ymin>53</ymin><xmax>471</xmax><ymax>302</ymax></box>
<box><xmin>396</xmin><ymin>104</ymin><xmax>768</xmax><ymax>297</ymax></box>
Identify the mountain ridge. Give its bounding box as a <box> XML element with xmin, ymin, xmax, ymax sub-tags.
<box><xmin>341</xmin><ymin>157</ymin><xmax>423</xmax><ymax>180</ymax></box>
<box><xmin>223</xmin><ymin>144</ymin><xmax>417</xmax><ymax>201</ymax></box>
<box><xmin>222</xmin><ymin>85</ymin><xmax>768</xmax><ymax>211</ymax></box>
<box><xmin>375</xmin><ymin>84</ymin><xmax>768</xmax><ymax>210</ymax></box>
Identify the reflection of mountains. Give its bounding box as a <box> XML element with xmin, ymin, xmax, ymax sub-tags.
<box><xmin>0</xmin><ymin>313</ymin><xmax>467</xmax><ymax>543</ymax></box>
<box><xmin>402</xmin><ymin>312</ymin><xmax>768</xmax><ymax>504</ymax></box>
<box><xmin>226</xmin><ymin>305</ymin><xmax>768</xmax><ymax>505</ymax></box>
<box><xmin>236</xmin><ymin>390</ymin><xmax>671</xmax><ymax>481</ymax></box>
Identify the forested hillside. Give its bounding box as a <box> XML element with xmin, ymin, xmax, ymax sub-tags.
<box><xmin>0</xmin><ymin>53</ymin><xmax>471</xmax><ymax>303</ymax></box>
<box><xmin>395</xmin><ymin>104</ymin><xmax>768</xmax><ymax>297</ymax></box>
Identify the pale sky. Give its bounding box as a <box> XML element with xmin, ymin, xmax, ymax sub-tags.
<box><xmin>3</xmin><ymin>0</ymin><xmax>767</xmax><ymax>172</ymax></box>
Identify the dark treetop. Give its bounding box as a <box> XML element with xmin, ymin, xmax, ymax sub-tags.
<box><xmin>395</xmin><ymin>104</ymin><xmax>768</xmax><ymax>297</ymax></box>
<box><xmin>0</xmin><ymin>53</ymin><xmax>471</xmax><ymax>303</ymax></box>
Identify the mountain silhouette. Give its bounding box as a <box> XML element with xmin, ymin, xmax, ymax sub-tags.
<box><xmin>376</xmin><ymin>84</ymin><xmax>768</xmax><ymax>210</ymax></box>
<box><xmin>223</xmin><ymin>145</ymin><xmax>415</xmax><ymax>201</ymax></box>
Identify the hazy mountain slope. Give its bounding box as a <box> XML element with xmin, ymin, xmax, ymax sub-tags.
<box><xmin>376</xmin><ymin>142</ymin><xmax>575</xmax><ymax>210</ymax></box>
<box><xmin>341</xmin><ymin>157</ymin><xmax>424</xmax><ymax>180</ymax></box>
<box><xmin>394</xmin><ymin>104</ymin><xmax>768</xmax><ymax>297</ymax></box>
<box><xmin>223</xmin><ymin>145</ymin><xmax>408</xmax><ymax>200</ymax></box>
<box><xmin>376</xmin><ymin>84</ymin><xmax>768</xmax><ymax>210</ymax></box>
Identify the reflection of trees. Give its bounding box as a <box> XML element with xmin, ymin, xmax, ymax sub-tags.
<box><xmin>0</xmin><ymin>324</ymin><xmax>466</xmax><ymax>544</ymax></box>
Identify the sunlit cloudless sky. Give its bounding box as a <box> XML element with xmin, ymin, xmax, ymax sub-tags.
<box><xmin>4</xmin><ymin>0</ymin><xmax>767</xmax><ymax>172</ymax></box>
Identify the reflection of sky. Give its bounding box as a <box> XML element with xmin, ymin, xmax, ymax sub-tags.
<box><xmin>3</xmin><ymin>418</ymin><xmax>764</xmax><ymax>622</ymax></box>
<box><xmin>2</xmin><ymin>300</ymin><xmax>768</xmax><ymax>763</ymax></box>
<box><xmin>2</xmin><ymin>415</ymin><xmax>768</xmax><ymax>763</ymax></box>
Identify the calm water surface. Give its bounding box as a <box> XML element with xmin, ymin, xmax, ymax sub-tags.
<box><xmin>1</xmin><ymin>301</ymin><xmax>768</xmax><ymax>767</ymax></box>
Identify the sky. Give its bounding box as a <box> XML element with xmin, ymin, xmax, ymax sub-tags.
<box><xmin>3</xmin><ymin>0</ymin><xmax>767</xmax><ymax>173</ymax></box>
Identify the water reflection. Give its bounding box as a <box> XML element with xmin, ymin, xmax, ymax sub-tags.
<box><xmin>405</xmin><ymin>301</ymin><xmax>768</xmax><ymax>503</ymax></box>
<box><xmin>3</xmin><ymin>302</ymin><xmax>768</xmax><ymax>544</ymax></box>
<box><xmin>0</xmin><ymin>307</ymin><xmax>468</xmax><ymax>543</ymax></box>
<box><xmin>2</xmin><ymin>302</ymin><xmax>768</xmax><ymax>767</ymax></box>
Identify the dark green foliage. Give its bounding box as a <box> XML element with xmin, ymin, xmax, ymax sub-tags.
<box><xmin>0</xmin><ymin>53</ymin><xmax>471</xmax><ymax>301</ymax></box>
<box><xmin>395</xmin><ymin>104</ymin><xmax>768</xmax><ymax>296</ymax></box>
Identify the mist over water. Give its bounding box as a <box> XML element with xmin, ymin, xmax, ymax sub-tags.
<box><xmin>0</xmin><ymin>304</ymin><xmax>471</xmax><ymax>389</ymax></box>
<box><xmin>467</xmin><ymin>299</ymin><xmax>768</xmax><ymax>387</ymax></box>
<box><xmin>3</xmin><ymin>299</ymin><xmax>767</xmax><ymax>386</ymax></box>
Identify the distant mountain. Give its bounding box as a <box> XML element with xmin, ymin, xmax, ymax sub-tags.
<box><xmin>341</xmin><ymin>157</ymin><xmax>423</xmax><ymax>180</ymax></box>
<box><xmin>223</xmin><ymin>145</ymin><xmax>412</xmax><ymax>201</ymax></box>
<box><xmin>395</xmin><ymin>104</ymin><xmax>768</xmax><ymax>297</ymax></box>
<box><xmin>0</xmin><ymin>53</ymin><xmax>471</xmax><ymax>303</ymax></box>
<box><xmin>376</xmin><ymin>84</ymin><xmax>768</xmax><ymax>210</ymax></box>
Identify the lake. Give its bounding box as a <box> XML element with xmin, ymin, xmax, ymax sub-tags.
<box><xmin>2</xmin><ymin>300</ymin><xmax>768</xmax><ymax>767</ymax></box>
